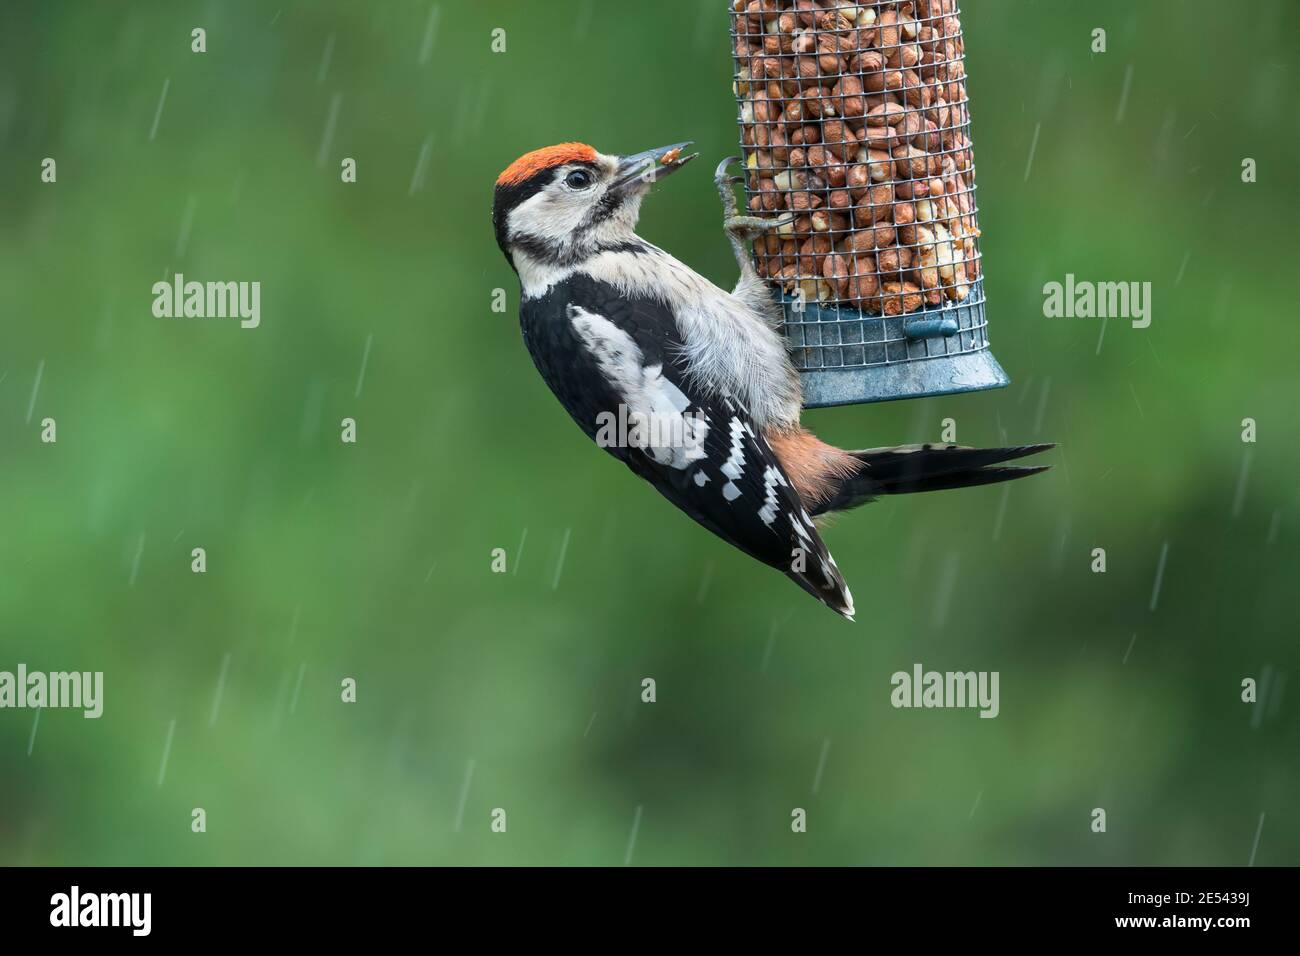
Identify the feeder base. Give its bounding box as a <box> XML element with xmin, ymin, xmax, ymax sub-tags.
<box><xmin>799</xmin><ymin>348</ymin><xmax>1009</xmax><ymax>409</ymax></box>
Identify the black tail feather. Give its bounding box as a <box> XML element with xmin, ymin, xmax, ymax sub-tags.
<box><xmin>812</xmin><ymin>443</ymin><xmax>1055</xmax><ymax>516</ymax></box>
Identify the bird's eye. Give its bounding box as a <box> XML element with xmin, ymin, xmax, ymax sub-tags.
<box><xmin>564</xmin><ymin>169</ymin><xmax>593</xmax><ymax>189</ymax></box>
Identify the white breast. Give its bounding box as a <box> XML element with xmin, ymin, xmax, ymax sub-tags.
<box><xmin>582</xmin><ymin>245</ymin><xmax>803</xmax><ymax>430</ymax></box>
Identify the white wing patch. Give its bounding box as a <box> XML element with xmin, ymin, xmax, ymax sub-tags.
<box><xmin>568</xmin><ymin>305</ymin><xmax>707</xmax><ymax>469</ymax></box>
<box><xmin>720</xmin><ymin>417</ymin><xmax>747</xmax><ymax>501</ymax></box>
<box><xmin>758</xmin><ymin>465</ymin><xmax>789</xmax><ymax>527</ymax></box>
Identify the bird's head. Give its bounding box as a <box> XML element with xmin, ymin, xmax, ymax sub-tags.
<box><xmin>492</xmin><ymin>141</ymin><xmax>696</xmax><ymax>274</ymax></box>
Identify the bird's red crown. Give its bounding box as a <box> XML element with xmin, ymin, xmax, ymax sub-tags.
<box><xmin>496</xmin><ymin>142</ymin><xmax>597</xmax><ymax>188</ymax></box>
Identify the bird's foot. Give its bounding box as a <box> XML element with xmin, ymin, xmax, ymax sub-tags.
<box><xmin>714</xmin><ymin>155</ymin><xmax>745</xmax><ymax>221</ymax></box>
<box><xmin>715</xmin><ymin>157</ymin><xmax>793</xmax><ymax>281</ymax></box>
<box><xmin>725</xmin><ymin>214</ymin><xmax>788</xmax><ymax>239</ymax></box>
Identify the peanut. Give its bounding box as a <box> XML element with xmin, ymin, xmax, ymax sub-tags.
<box><xmin>880</xmin><ymin>281</ymin><xmax>925</xmax><ymax>315</ymax></box>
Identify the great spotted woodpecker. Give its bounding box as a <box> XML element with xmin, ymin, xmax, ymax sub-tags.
<box><xmin>492</xmin><ymin>141</ymin><xmax>1051</xmax><ymax>620</ymax></box>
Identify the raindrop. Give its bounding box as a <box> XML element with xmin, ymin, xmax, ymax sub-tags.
<box><xmin>128</xmin><ymin>531</ymin><xmax>146</xmax><ymax>587</ymax></box>
<box><xmin>551</xmin><ymin>528</ymin><xmax>571</xmax><ymax>590</ymax></box>
<box><xmin>27</xmin><ymin>707</ymin><xmax>41</xmax><ymax>756</ymax></box>
<box><xmin>513</xmin><ymin>527</ymin><xmax>527</xmax><ymax>576</ymax></box>
<box><xmin>148</xmin><ymin>77</ymin><xmax>170</xmax><ymax>141</ymax></box>
<box><xmin>453</xmin><ymin>758</ymin><xmax>475</xmax><ymax>833</ymax></box>
<box><xmin>1128</xmin><ymin>382</ymin><xmax>1145</xmax><ymax>419</ymax></box>
<box><xmin>1248</xmin><ymin>812</ymin><xmax>1265</xmax><ymax>866</ymax></box>
<box><xmin>157</xmin><ymin>718</ymin><xmax>177</xmax><ymax>787</ymax></box>
<box><xmin>418</xmin><ymin>4</ymin><xmax>440</xmax><ymax>66</ymax></box>
<box><xmin>812</xmin><ymin>738</ymin><xmax>831</xmax><ymax>795</ymax></box>
<box><xmin>289</xmin><ymin>662</ymin><xmax>308</xmax><ymax>715</ymax></box>
<box><xmin>409</xmin><ymin>133</ymin><xmax>434</xmax><ymax>195</ymax></box>
<box><xmin>930</xmin><ymin>552</ymin><xmax>960</xmax><ymax>629</ymax></box>
<box><xmin>25</xmin><ymin>358</ymin><xmax>43</xmax><ymax>425</ymax></box>
<box><xmin>1022</xmin><ymin>120</ymin><xmax>1041</xmax><ymax>182</ymax></box>
<box><xmin>1230</xmin><ymin>450</ymin><xmax>1252</xmax><ymax>518</ymax></box>
<box><xmin>1148</xmin><ymin>540</ymin><xmax>1169</xmax><ymax>611</ymax></box>
<box><xmin>208</xmin><ymin>652</ymin><xmax>231</xmax><ymax>727</ymax></box>
<box><xmin>355</xmin><ymin>332</ymin><xmax>373</xmax><ymax>399</ymax></box>
<box><xmin>316</xmin><ymin>33</ymin><xmax>335</xmax><ymax>85</ymax></box>
<box><xmin>174</xmin><ymin>195</ymin><xmax>197</xmax><ymax>259</ymax></box>
<box><xmin>316</xmin><ymin>92</ymin><xmax>341</xmax><ymax>168</ymax></box>
<box><xmin>623</xmin><ymin>805</ymin><xmax>643</xmax><ymax>866</ymax></box>
<box><xmin>992</xmin><ymin>483</ymin><xmax>1010</xmax><ymax>541</ymax></box>
<box><xmin>1114</xmin><ymin>63</ymin><xmax>1133</xmax><ymax>124</ymax></box>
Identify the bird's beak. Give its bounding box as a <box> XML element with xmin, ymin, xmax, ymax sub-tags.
<box><xmin>608</xmin><ymin>142</ymin><xmax>698</xmax><ymax>196</ymax></box>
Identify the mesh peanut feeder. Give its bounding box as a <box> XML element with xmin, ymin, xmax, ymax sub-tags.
<box><xmin>729</xmin><ymin>0</ymin><xmax>1008</xmax><ymax>407</ymax></box>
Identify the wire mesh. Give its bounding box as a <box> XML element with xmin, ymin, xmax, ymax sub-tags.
<box><xmin>728</xmin><ymin>0</ymin><xmax>996</xmax><ymax>394</ymax></box>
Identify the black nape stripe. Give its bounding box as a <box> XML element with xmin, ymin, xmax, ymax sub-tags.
<box><xmin>601</xmin><ymin>241</ymin><xmax>650</xmax><ymax>257</ymax></box>
<box><xmin>509</xmin><ymin>235</ymin><xmax>650</xmax><ymax>269</ymax></box>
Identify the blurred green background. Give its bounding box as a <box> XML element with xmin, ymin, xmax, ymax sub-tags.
<box><xmin>1</xmin><ymin>0</ymin><xmax>1297</xmax><ymax>866</ymax></box>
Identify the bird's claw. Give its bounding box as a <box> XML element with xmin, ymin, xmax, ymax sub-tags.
<box><xmin>714</xmin><ymin>155</ymin><xmax>743</xmax><ymax>185</ymax></box>
<box><xmin>714</xmin><ymin>156</ymin><xmax>744</xmax><ymax>222</ymax></box>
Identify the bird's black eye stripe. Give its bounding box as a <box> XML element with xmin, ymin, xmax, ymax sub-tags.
<box><xmin>564</xmin><ymin>169</ymin><xmax>594</xmax><ymax>189</ymax></box>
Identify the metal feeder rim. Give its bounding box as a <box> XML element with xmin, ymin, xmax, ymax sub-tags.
<box><xmin>798</xmin><ymin>349</ymin><xmax>1009</xmax><ymax>409</ymax></box>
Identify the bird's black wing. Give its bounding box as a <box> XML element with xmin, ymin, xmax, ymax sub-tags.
<box><xmin>520</xmin><ymin>273</ymin><xmax>854</xmax><ymax>618</ymax></box>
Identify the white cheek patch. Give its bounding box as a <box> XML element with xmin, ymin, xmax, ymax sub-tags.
<box><xmin>510</xmin><ymin>186</ymin><xmax>589</xmax><ymax>246</ymax></box>
<box><xmin>569</xmin><ymin>306</ymin><xmax>708</xmax><ymax>469</ymax></box>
